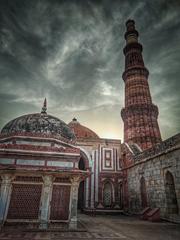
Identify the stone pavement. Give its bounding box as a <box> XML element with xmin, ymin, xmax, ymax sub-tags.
<box><xmin>0</xmin><ymin>214</ymin><xmax>180</xmax><ymax>240</ymax></box>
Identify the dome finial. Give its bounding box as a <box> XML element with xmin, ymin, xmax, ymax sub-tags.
<box><xmin>41</xmin><ymin>98</ymin><xmax>47</xmax><ymax>114</ymax></box>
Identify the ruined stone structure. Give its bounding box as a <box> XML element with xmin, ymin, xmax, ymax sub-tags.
<box><xmin>0</xmin><ymin>20</ymin><xmax>179</xmax><ymax>226</ymax></box>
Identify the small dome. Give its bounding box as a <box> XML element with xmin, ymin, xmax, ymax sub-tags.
<box><xmin>1</xmin><ymin>113</ymin><xmax>75</xmax><ymax>141</ymax></box>
<box><xmin>68</xmin><ymin>118</ymin><xmax>99</xmax><ymax>139</ymax></box>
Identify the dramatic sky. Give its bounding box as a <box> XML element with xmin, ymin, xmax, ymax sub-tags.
<box><xmin>0</xmin><ymin>0</ymin><xmax>179</xmax><ymax>140</ymax></box>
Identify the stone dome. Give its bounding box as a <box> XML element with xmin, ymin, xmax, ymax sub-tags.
<box><xmin>1</xmin><ymin>113</ymin><xmax>75</xmax><ymax>140</ymax></box>
<box><xmin>1</xmin><ymin>100</ymin><xmax>75</xmax><ymax>141</ymax></box>
<box><xmin>68</xmin><ymin>118</ymin><xmax>99</xmax><ymax>139</ymax></box>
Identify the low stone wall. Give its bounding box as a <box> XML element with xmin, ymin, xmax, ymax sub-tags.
<box><xmin>127</xmin><ymin>135</ymin><xmax>180</xmax><ymax>219</ymax></box>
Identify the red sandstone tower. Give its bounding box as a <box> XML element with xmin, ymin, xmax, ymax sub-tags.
<box><xmin>121</xmin><ymin>20</ymin><xmax>161</xmax><ymax>150</ymax></box>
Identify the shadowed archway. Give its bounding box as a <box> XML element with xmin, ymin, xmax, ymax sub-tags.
<box><xmin>165</xmin><ymin>171</ymin><xmax>179</xmax><ymax>214</ymax></box>
<box><xmin>140</xmin><ymin>177</ymin><xmax>148</xmax><ymax>208</ymax></box>
<box><xmin>78</xmin><ymin>157</ymin><xmax>86</xmax><ymax>210</ymax></box>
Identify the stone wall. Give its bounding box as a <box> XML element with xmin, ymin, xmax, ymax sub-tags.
<box><xmin>127</xmin><ymin>134</ymin><xmax>180</xmax><ymax>219</ymax></box>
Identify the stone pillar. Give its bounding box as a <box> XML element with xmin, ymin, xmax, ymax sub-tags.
<box><xmin>85</xmin><ymin>177</ymin><xmax>89</xmax><ymax>208</ymax></box>
<box><xmin>0</xmin><ymin>174</ymin><xmax>13</xmax><ymax>227</ymax></box>
<box><xmin>69</xmin><ymin>176</ymin><xmax>80</xmax><ymax>229</ymax></box>
<box><xmin>39</xmin><ymin>175</ymin><xmax>53</xmax><ymax>229</ymax></box>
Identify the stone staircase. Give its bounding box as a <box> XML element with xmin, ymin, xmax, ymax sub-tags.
<box><xmin>163</xmin><ymin>214</ymin><xmax>180</xmax><ymax>224</ymax></box>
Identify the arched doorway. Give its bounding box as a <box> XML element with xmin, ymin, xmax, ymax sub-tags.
<box><xmin>140</xmin><ymin>177</ymin><xmax>148</xmax><ymax>208</ymax></box>
<box><xmin>78</xmin><ymin>157</ymin><xmax>85</xmax><ymax>210</ymax></box>
<box><xmin>165</xmin><ymin>171</ymin><xmax>178</xmax><ymax>214</ymax></box>
<box><xmin>103</xmin><ymin>182</ymin><xmax>112</xmax><ymax>207</ymax></box>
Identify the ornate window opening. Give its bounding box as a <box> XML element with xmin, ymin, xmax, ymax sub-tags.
<box><xmin>103</xmin><ymin>182</ymin><xmax>112</xmax><ymax>207</ymax></box>
<box><xmin>104</xmin><ymin>150</ymin><xmax>112</xmax><ymax>168</ymax></box>
<box><xmin>14</xmin><ymin>176</ymin><xmax>43</xmax><ymax>182</ymax></box>
<box><xmin>7</xmin><ymin>184</ymin><xmax>42</xmax><ymax>220</ymax></box>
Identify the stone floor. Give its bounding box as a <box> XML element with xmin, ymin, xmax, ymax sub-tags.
<box><xmin>0</xmin><ymin>214</ymin><xmax>180</xmax><ymax>240</ymax></box>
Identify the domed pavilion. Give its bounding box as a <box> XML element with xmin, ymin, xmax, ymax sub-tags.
<box><xmin>0</xmin><ymin>99</ymin><xmax>90</xmax><ymax>228</ymax></box>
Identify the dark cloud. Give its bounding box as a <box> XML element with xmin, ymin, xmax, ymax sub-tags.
<box><xmin>0</xmin><ymin>0</ymin><xmax>179</xmax><ymax>140</ymax></box>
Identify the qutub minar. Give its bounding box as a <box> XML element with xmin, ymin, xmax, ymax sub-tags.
<box><xmin>0</xmin><ymin>20</ymin><xmax>179</xmax><ymax>228</ymax></box>
<box><xmin>121</xmin><ymin>19</ymin><xmax>161</xmax><ymax>150</ymax></box>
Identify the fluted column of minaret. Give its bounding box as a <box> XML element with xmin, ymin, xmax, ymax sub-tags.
<box><xmin>121</xmin><ymin>20</ymin><xmax>161</xmax><ymax>150</ymax></box>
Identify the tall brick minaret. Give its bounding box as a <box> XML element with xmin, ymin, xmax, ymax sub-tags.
<box><xmin>121</xmin><ymin>20</ymin><xmax>161</xmax><ymax>150</ymax></box>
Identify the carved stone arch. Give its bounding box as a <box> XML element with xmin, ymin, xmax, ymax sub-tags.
<box><xmin>165</xmin><ymin>171</ymin><xmax>178</xmax><ymax>214</ymax></box>
<box><xmin>78</xmin><ymin>147</ymin><xmax>91</xmax><ymax>170</ymax></box>
<box><xmin>77</xmin><ymin>148</ymin><xmax>91</xmax><ymax>210</ymax></box>
<box><xmin>140</xmin><ymin>176</ymin><xmax>148</xmax><ymax>208</ymax></box>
